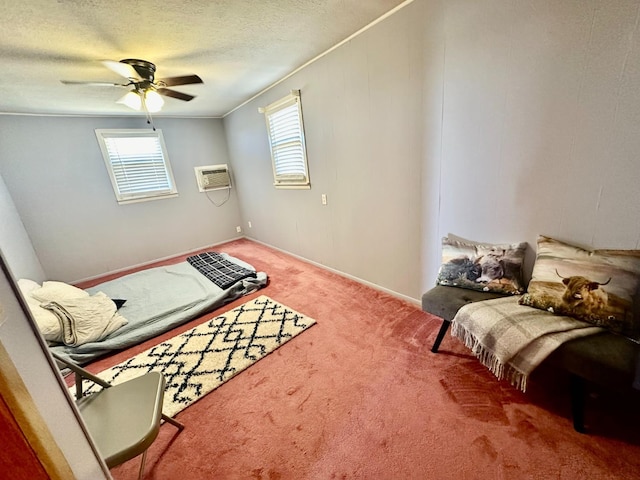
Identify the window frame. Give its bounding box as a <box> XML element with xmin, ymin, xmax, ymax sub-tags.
<box><xmin>262</xmin><ymin>90</ymin><xmax>311</xmax><ymax>189</ymax></box>
<box><xmin>95</xmin><ymin>129</ymin><xmax>178</xmax><ymax>205</ymax></box>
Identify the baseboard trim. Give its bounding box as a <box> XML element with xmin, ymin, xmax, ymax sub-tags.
<box><xmin>74</xmin><ymin>236</ymin><xmax>420</xmax><ymax>306</ymax></box>
<box><xmin>72</xmin><ymin>236</ymin><xmax>244</xmax><ymax>284</ymax></box>
<box><xmin>246</xmin><ymin>237</ymin><xmax>421</xmax><ymax>306</ymax></box>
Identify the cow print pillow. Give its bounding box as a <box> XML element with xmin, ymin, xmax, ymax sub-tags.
<box><xmin>519</xmin><ymin>235</ymin><xmax>640</xmax><ymax>340</ymax></box>
<box><xmin>436</xmin><ymin>236</ymin><xmax>527</xmax><ymax>295</ymax></box>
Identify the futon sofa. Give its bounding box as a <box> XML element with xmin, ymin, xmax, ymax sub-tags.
<box><xmin>422</xmin><ymin>285</ymin><xmax>640</xmax><ymax>433</ymax></box>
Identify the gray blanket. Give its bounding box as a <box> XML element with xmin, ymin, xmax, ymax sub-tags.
<box><xmin>451</xmin><ymin>296</ymin><xmax>602</xmax><ymax>391</ymax></box>
<box><xmin>51</xmin><ymin>253</ymin><xmax>267</xmax><ymax>364</ymax></box>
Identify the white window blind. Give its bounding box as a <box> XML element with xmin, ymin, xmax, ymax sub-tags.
<box><xmin>263</xmin><ymin>91</ymin><xmax>310</xmax><ymax>188</ymax></box>
<box><xmin>95</xmin><ymin>129</ymin><xmax>178</xmax><ymax>204</ymax></box>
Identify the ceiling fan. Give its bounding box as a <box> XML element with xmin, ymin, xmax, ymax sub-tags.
<box><xmin>61</xmin><ymin>58</ymin><xmax>203</xmax><ymax>112</ymax></box>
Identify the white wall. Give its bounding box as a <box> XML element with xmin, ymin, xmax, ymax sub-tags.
<box><xmin>419</xmin><ymin>0</ymin><xmax>446</xmax><ymax>294</ymax></box>
<box><xmin>225</xmin><ymin>0</ymin><xmax>640</xmax><ymax>300</ymax></box>
<box><xmin>0</xmin><ymin>173</ymin><xmax>45</xmax><ymax>282</ymax></box>
<box><xmin>438</xmin><ymin>0</ymin><xmax>640</xmax><ymax>276</ymax></box>
<box><xmin>226</xmin><ymin>0</ymin><xmax>428</xmax><ymax>300</ymax></box>
<box><xmin>0</xmin><ymin>115</ymin><xmax>242</xmax><ymax>282</ymax></box>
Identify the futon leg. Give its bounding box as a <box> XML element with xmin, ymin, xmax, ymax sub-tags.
<box><xmin>569</xmin><ymin>374</ymin><xmax>586</xmax><ymax>433</ymax></box>
<box><xmin>431</xmin><ymin>320</ymin><xmax>451</xmax><ymax>353</ymax></box>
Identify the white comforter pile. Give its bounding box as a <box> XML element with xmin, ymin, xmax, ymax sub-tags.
<box><xmin>18</xmin><ymin>279</ymin><xmax>128</xmax><ymax>347</ymax></box>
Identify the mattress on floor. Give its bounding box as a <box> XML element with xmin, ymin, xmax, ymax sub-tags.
<box><xmin>50</xmin><ymin>253</ymin><xmax>267</xmax><ymax>364</ymax></box>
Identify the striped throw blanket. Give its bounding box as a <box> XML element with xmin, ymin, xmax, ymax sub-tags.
<box><xmin>187</xmin><ymin>252</ymin><xmax>257</xmax><ymax>289</ymax></box>
<box><xmin>451</xmin><ymin>296</ymin><xmax>602</xmax><ymax>392</ymax></box>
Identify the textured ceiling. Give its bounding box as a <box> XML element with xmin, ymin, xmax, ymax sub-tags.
<box><xmin>0</xmin><ymin>0</ymin><xmax>407</xmax><ymax>117</ymax></box>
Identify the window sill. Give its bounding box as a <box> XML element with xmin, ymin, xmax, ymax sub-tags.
<box><xmin>273</xmin><ymin>184</ymin><xmax>311</xmax><ymax>190</ymax></box>
<box><xmin>116</xmin><ymin>192</ymin><xmax>179</xmax><ymax>205</ymax></box>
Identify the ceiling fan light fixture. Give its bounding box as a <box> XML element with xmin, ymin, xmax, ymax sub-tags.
<box><xmin>117</xmin><ymin>90</ymin><xmax>142</xmax><ymax>111</ymax></box>
<box><xmin>63</xmin><ymin>59</ymin><xmax>201</xmax><ymax>115</ymax></box>
<box><xmin>144</xmin><ymin>89</ymin><xmax>164</xmax><ymax>112</ymax></box>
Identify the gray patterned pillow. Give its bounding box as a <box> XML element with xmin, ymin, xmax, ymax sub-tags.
<box><xmin>436</xmin><ymin>236</ymin><xmax>527</xmax><ymax>295</ymax></box>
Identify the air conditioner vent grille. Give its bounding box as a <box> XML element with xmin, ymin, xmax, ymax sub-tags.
<box><xmin>195</xmin><ymin>164</ymin><xmax>231</xmax><ymax>192</ymax></box>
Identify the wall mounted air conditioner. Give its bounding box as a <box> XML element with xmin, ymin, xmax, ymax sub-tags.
<box><xmin>194</xmin><ymin>164</ymin><xmax>231</xmax><ymax>192</ymax></box>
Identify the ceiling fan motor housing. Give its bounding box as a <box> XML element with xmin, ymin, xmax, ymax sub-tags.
<box><xmin>121</xmin><ymin>58</ymin><xmax>156</xmax><ymax>82</ymax></box>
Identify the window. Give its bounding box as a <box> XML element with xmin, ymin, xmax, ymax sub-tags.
<box><xmin>262</xmin><ymin>90</ymin><xmax>310</xmax><ymax>189</ymax></box>
<box><xmin>95</xmin><ymin>129</ymin><xmax>178</xmax><ymax>204</ymax></box>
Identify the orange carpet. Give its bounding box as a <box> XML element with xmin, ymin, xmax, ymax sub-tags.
<box><xmin>80</xmin><ymin>239</ymin><xmax>640</xmax><ymax>479</ymax></box>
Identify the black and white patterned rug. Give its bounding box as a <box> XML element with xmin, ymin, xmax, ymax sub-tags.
<box><xmin>79</xmin><ymin>295</ymin><xmax>316</xmax><ymax>416</ymax></box>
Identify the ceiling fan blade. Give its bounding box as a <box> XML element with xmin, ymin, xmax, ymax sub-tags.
<box><xmin>157</xmin><ymin>75</ymin><xmax>203</xmax><ymax>87</ymax></box>
<box><xmin>157</xmin><ymin>88</ymin><xmax>195</xmax><ymax>101</ymax></box>
<box><xmin>102</xmin><ymin>60</ymin><xmax>143</xmax><ymax>80</ymax></box>
<box><xmin>61</xmin><ymin>80</ymin><xmax>127</xmax><ymax>87</ymax></box>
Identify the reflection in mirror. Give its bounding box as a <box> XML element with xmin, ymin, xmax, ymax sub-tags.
<box><xmin>0</xmin><ymin>251</ymin><xmax>110</xmax><ymax>479</ymax></box>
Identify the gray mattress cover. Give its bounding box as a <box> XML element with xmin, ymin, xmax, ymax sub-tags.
<box><xmin>51</xmin><ymin>254</ymin><xmax>267</xmax><ymax>364</ymax></box>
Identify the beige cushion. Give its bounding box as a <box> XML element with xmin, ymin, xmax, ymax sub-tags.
<box><xmin>17</xmin><ymin>278</ymin><xmax>64</xmax><ymax>343</ymax></box>
<box><xmin>17</xmin><ymin>278</ymin><xmax>41</xmax><ymax>296</ymax></box>
<box><xmin>30</xmin><ymin>281</ymin><xmax>89</xmax><ymax>303</ymax></box>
